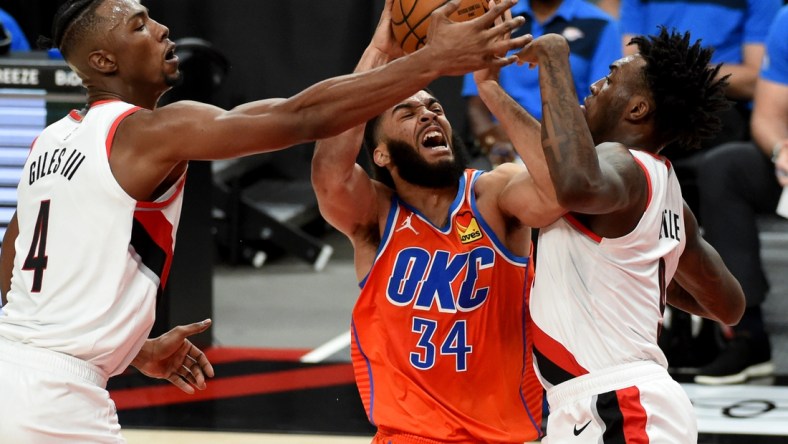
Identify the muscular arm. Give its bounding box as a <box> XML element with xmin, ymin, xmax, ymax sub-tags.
<box><xmin>521</xmin><ymin>36</ymin><xmax>645</xmax><ymax>216</ymax></box>
<box><xmin>113</xmin><ymin>0</ymin><xmax>529</xmax><ymax>200</ymax></box>
<box><xmin>311</xmin><ymin>1</ymin><xmax>402</xmax><ymax>279</ymax></box>
<box><xmin>474</xmin><ymin>75</ymin><xmax>564</xmax><ymax>227</ymax></box>
<box><xmin>0</xmin><ymin>212</ymin><xmax>18</xmax><ymax>306</ymax></box>
<box><xmin>669</xmin><ymin>202</ymin><xmax>745</xmax><ymax>325</ymax></box>
<box><xmin>311</xmin><ymin>42</ymin><xmax>386</xmax><ymax>242</ymax></box>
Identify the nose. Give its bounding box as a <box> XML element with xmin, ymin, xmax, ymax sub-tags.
<box><xmin>419</xmin><ymin>108</ymin><xmax>437</xmax><ymax>123</ymax></box>
<box><xmin>590</xmin><ymin>79</ymin><xmax>602</xmax><ymax>95</ymax></box>
<box><xmin>154</xmin><ymin>19</ymin><xmax>170</xmax><ymax>41</ymax></box>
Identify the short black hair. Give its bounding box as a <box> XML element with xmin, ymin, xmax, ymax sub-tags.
<box><xmin>38</xmin><ymin>0</ymin><xmax>105</xmax><ymax>59</ymax></box>
<box><xmin>362</xmin><ymin>114</ymin><xmax>394</xmax><ymax>188</ymax></box>
<box><xmin>629</xmin><ymin>26</ymin><xmax>730</xmax><ymax>150</ymax></box>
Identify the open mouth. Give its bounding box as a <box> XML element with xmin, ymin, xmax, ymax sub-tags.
<box><xmin>165</xmin><ymin>45</ymin><xmax>177</xmax><ymax>61</ymax></box>
<box><xmin>421</xmin><ymin>129</ymin><xmax>448</xmax><ymax>150</ymax></box>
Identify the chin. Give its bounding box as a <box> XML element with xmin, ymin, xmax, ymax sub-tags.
<box><xmin>164</xmin><ymin>71</ymin><xmax>183</xmax><ymax>88</ymax></box>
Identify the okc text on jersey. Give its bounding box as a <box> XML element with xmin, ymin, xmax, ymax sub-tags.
<box><xmin>385</xmin><ymin>247</ymin><xmax>494</xmax><ymax>312</ymax></box>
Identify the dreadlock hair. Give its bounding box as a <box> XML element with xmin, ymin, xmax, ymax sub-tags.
<box><xmin>38</xmin><ymin>0</ymin><xmax>106</xmax><ymax>60</ymax></box>
<box><xmin>629</xmin><ymin>26</ymin><xmax>730</xmax><ymax>150</ymax></box>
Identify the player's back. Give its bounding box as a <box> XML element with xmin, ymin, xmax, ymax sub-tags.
<box><xmin>0</xmin><ymin>100</ymin><xmax>184</xmax><ymax>377</ymax></box>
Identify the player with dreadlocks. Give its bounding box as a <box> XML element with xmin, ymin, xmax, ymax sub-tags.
<box><xmin>0</xmin><ymin>0</ymin><xmax>530</xmax><ymax>440</ymax></box>
<box><xmin>474</xmin><ymin>27</ymin><xmax>746</xmax><ymax>442</ymax></box>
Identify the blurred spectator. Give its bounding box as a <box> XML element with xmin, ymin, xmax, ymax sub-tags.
<box><xmin>619</xmin><ymin>0</ymin><xmax>782</xmax><ymax>375</ymax></box>
<box><xmin>585</xmin><ymin>0</ymin><xmax>619</xmax><ymax>18</ymax></box>
<box><xmin>692</xmin><ymin>5</ymin><xmax>788</xmax><ymax>385</ymax></box>
<box><xmin>620</xmin><ymin>0</ymin><xmax>780</xmax><ymax>195</ymax></box>
<box><xmin>461</xmin><ymin>0</ymin><xmax>621</xmax><ymax>167</ymax></box>
<box><xmin>0</xmin><ymin>7</ymin><xmax>31</xmax><ymax>53</ymax></box>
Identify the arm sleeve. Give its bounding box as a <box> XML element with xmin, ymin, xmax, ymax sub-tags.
<box><xmin>760</xmin><ymin>6</ymin><xmax>788</xmax><ymax>85</ymax></box>
<box><xmin>619</xmin><ymin>0</ymin><xmax>645</xmax><ymax>36</ymax></box>
<box><xmin>744</xmin><ymin>0</ymin><xmax>782</xmax><ymax>44</ymax></box>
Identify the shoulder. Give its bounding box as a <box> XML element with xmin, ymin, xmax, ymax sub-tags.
<box><xmin>473</xmin><ymin>164</ymin><xmax>521</xmax><ymax>192</ymax></box>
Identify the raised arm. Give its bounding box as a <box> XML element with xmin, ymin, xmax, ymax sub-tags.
<box><xmin>473</xmin><ymin>66</ymin><xmax>564</xmax><ymax>227</ymax></box>
<box><xmin>311</xmin><ymin>0</ymin><xmax>400</xmax><ymax>278</ymax></box>
<box><xmin>516</xmin><ymin>35</ymin><xmax>645</xmax><ymax>217</ymax></box>
<box><xmin>669</xmin><ymin>202</ymin><xmax>745</xmax><ymax>325</ymax></box>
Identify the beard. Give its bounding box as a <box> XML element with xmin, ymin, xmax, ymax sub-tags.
<box><xmin>386</xmin><ymin>137</ymin><xmax>468</xmax><ymax>188</ymax></box>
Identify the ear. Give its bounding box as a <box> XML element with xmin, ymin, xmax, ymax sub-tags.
<box><xmin>625</xmin><ymin>95</ymin><xmax>651</xmax><ymax>123</ymax></box>
<box><xmin>88</xmin><ymin>50</ymin><xmax>118</xmax><ymax>74</ymax></box>
<box><xmin>373</xmin><ymin>145</ymin><xmax>390</xmax><ymax>167</ymax></box>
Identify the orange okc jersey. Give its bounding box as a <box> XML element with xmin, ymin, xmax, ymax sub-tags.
<box><xmin>351</xmin><ymin>170</ymin><xmax>543</xmax><ymax>443</ymax></box>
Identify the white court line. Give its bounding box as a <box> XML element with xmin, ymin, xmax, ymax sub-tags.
<box><xmin>300</xmin><ymin>330</ymin><xmax>351</xmax><ymax>363</ymax></box>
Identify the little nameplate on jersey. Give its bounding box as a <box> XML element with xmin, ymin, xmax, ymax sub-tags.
<box><xmin>660</xmin><ymin>208</ymin><xmax>681</xmax><ymax>241</ymax></box>
<box><xmin>28</xmin><ymin>147</ymin><xmax>87</xmax><ymax>185</ymax></box>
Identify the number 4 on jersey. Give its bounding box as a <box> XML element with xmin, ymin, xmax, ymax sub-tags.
<box><xmin>23</xmin><ymin>200</ymin><xmax>50</xmax><ymax>292</ymax></box>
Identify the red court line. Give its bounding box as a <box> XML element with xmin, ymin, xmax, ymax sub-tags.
<box><xmin>111</xmin><ymin>363</ymin><xmax>354</xmax><ymax>410</ymax></box>
<box><xmin>204</xmin><ymin>346</ymin><xmax>311</xmax><ymax>364</ymax></box>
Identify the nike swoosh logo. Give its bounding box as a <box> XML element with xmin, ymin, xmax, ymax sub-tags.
<box><xmin>573</xmin><ymin>420</ymin><xmax>592</xmax><ymax>436</ymax></box>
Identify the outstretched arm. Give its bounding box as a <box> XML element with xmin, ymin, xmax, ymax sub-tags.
<box><xmin>669</xmin><ymin>202</ymin><xmax>745</xmax><ymax>325</ymax></box>
<box><xmin>113</xmin><ymin>0</ymin><xmax>529</xmax><ymax>202</ymax></box>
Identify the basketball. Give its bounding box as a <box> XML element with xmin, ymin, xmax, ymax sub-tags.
<box><xmin>391</xmin><ymin>0</ymin><xmax>502</xmax><ymax>54</ymax></box>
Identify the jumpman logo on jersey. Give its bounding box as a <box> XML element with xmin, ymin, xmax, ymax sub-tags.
<box><xmin>396</xmin><ymin>213</ymin><xmax>419</xmax><ymax>235</ymax></box>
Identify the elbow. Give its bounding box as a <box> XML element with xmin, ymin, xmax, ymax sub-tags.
<box><xmin>554</xmin><ymin>177</ymin><xmax>602</xmax><ymax>210</ymax></box>
<box><xmin>720</xmin><ymin>285</ymin><xmax>747</xmax><ymax>326</ymax></box>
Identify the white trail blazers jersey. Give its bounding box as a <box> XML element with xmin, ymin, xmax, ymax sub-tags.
<box><xmin>0</xmin><ymin>100</ymin><xmax>185</xmax><ymax>377</ymax></box>
<box><xmin>530</xmin><ymin>150</ymin><xmax>685</xmax><ymax>389</ymax></box>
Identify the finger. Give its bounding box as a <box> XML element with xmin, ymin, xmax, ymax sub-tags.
<box><xmin>433</xmin><ymin>0</ymin><xmax>462</xmax><ymax>20</ymax></box>
<box><xmin>167</xmin><ymin>373</ymin><xmax>195</xmax><ymax>394</ymax></box>
<box><xmin>175</xmin><ymin>319</ymin><xmax>212</xmax><ymax>339</ymax></box>
<box><xmin>188</xmin><ymin>343</ymin><xmax>215</xmax><ymax>378</ymax></box>
<box><xmin>489</xmin><ymin>54</ymin><xmax>520</xmax><ymax>68</ymax></box>
<box><xmin>497</xmin><ymin>34</ymin><xmax>532</xmax><ymax>55</ymax></box>
<box><xmin>486</xmin><ymin>16</ymin><xmax>525</xmax><ymax>41</ymax></box>
<box><xmin>475</xmin><ymin>0</ymin><xmax>518</xmax><ymax>28</ymax></box>
<box><xmin>186</xmin><ymin>361</ymin><xmax>207</xmax><ymax>389</ymax></box>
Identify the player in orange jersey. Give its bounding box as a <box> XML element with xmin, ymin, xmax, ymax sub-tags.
<box><xmin>311</xmin><ymin>7</ymin><xmax>564</xmax><ymax>443</ymax></box>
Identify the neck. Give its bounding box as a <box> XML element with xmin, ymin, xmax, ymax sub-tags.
<box><xmin>394</xmin><ymin>180</ymin><xmax>458</xmax><ymax>227</ymax></box>
<box><xmin>86</xmin><ymin>81</ymin><xmax>164</xmax><ymax>110</ymax></box>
